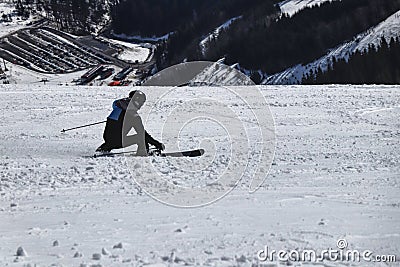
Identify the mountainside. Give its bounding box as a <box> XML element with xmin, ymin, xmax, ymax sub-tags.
<box><xmin>303</xmin><ymin>36</ymin><xmax>400</xmax><ymax>84</ymax></box>
<box><xmin>204</xmin><ymin>0</ymin><xmax>400</xmax><ymax>75</ymax></box>
<box><xmin>265</xmin><ymin>10</ymin><xmax>400</xmax><ymax>84</ymax></box>
<box><xmin>110</xmin><ymin>0</ymin><xmax>279</xmax><ymax>38</ymax></box>
<box><xmin>129</xmin><ymin>0</ymin><xmax>400</xmax><ymax>84</ymax></box>
<box><xmin>1</xmin><ymin>0</ymin><xmax>399</xmax><ymax>84</ymax></box>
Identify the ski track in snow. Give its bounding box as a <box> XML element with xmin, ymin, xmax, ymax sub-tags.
<box><xmin>0</xmin><ymin>85</ymin><xmax>399</xmax><ymax>266</ymax></box>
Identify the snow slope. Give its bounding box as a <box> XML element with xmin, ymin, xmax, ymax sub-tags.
<box><xmin>279</xmin><ymin>0</ymin><xmax>338</xmax><ymax>17</ymax></box>
<box><xmin>265</xmin><ymin>10</ymin><xmax>400</xmax><ymax>85</ymax></box>
<box><xmin>99</xmin><ymin>37</ymin><xmax>152</xmax><ymax>63</ymax></box>
<box><xmin>0</xmin><ymin>84</ymin><xmax>399</xmax><ymax>266</ymax></box>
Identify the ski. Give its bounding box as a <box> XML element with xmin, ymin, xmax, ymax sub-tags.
<box><xmin>159</xmin><ymin>149</ymin><xmax>205</xmax><ymax>157</ymax></box>
<box><xmin>93</xmin><ymin>149</ymin><xmax>205</xmax><ymax>158</ymax></box>
<box><xmin>93</xmin><ymin>150</ymin><xmax>136</xmax><ymax>158</ymax></box>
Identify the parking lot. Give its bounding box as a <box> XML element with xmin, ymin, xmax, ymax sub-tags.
<box><xmin>0</xmin><ymin>26</ymin><xmax>126</xmax><ymax>74</ymax></box>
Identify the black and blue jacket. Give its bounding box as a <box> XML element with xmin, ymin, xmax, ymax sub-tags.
<box><xmin>104</xmin><ymin>98</ymin><xmax>159</xmax><ymax>150</ymax></box>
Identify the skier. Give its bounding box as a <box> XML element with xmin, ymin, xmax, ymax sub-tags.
<box><xmin>96</xmin><ymin>90</ymin><xmax>165</xmax><ymax>156</ymax></box>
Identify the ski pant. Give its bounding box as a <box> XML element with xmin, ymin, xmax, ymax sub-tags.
<box><xmin>103</xmin><ymin>118</ymin><xmax>157</xmax><ymax>150</ymax></box>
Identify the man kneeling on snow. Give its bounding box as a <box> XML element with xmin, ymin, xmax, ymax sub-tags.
<box><xmin>96</xmin><ymin>90</ymin><xmax>165</xmax><ymax>156</ymax></box>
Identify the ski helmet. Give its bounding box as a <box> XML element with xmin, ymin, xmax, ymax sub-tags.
<box><xmin>129</xmin><ymin>90</ymin><xmax>146</xmax><ymax>108</ymax></box>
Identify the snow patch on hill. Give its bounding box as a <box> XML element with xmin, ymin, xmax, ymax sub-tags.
<box><xmin>279</xmin><ymin>0</ymin><xmax>338</xmax><ymax>17</ymax></box>
<box><xmin>200</xmin><ymin>16</ymin><xmax>242</xmax><ymax>55</ymax></box>
<box><xmin>264</xmin><ymin>10</ymin><xmax>400</xmax><ymax>85</ymax></box>
<box><xmin>102</xmin><ymin>38</ymin><xmax>152</xmax><ymax>63</ymax></box>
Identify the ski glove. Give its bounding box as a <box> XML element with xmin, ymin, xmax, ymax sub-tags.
<box><xmin>155</xmin><ymin>141</ymin><xmax>165</xmax><ymax>151</ymax></box>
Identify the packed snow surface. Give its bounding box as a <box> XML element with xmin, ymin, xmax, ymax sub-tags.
<box><xmin>0</xmin><ymin>85</ymin><xmax>399</xmax><ymax>266</ymax></box>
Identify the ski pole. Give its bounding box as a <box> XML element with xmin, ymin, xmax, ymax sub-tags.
<box><xmin>61</xmin><ymin>121</ymin><xmax>106</xmax><ymax>133</ymax></box>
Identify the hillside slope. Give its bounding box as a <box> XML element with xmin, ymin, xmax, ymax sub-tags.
<box><xmin>264</xmin><ymin>10</ymin><xmax>400</xmax><ymax>84</ymax></box>
<box><xmin>152</xmin><ymin>0</ymin><xmax>400</xmax><ymax>81</ymax></box>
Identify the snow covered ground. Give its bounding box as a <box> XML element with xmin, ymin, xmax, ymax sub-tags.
<box><xmin>3</xmin><ymin>62</ymin><xmax>87</xmax><ymax>85</ymax></box>
<box><xmin>113</xmin><ymin>43</ymin><xmax>150</xmax><ymax>63</ymax></box>
<box><xmin>0</xmin><ymin>84</ymin><xmax>399</xmax><ymax>266</ymax></box>
<box><xmin>1</xmin><ymin>61</ymin><xmax>124</xmax><ymax>86</ymax></box>
<box><xmin>265</xmin><ymin>10</ymin><xmax>400</xmax><ymax>84</ymax></box>
<box><xmin>0</xmin><ymin>1</ymin><xmax>39</xmax><ymax>38</ymax></box>
<box><xmin>0</xmin><ymin>18</ymin><xmax>29</xmax><ymax>38</ymax></box>
<box><xmin>98</xmin><ymin>37</ymin><xmax>152</xmax><ymax>63</ymax></box>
